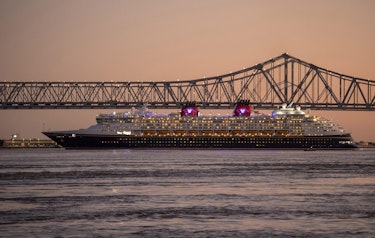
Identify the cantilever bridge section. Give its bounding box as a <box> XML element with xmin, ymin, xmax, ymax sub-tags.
<box><xmin>1</xmin><ymin>53</ymin><xmax>374</xmax><ymax>110</ymax></box>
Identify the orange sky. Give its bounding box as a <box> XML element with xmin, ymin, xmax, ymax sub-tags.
<box><xmin>1</xmin><ymin>0</ymin><xmax>375</xmax><ymax>141</ymax></box>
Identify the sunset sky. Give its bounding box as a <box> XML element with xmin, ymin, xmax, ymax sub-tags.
<box><xmin>1</xmin><ymin>0</ymin><xmax>375</xmax><ymax>141</ymax></box>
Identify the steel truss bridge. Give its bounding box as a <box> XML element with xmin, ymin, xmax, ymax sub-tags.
<box><xmin>1</xmin><ymin>53</ymin><xmax>374</xmax><ymax>110</ymax></box>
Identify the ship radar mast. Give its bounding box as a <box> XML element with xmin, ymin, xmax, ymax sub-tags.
<box><xmin>272</xmin><ymin>103</ymin><xmax>305</xmax><ymax>116</ymax></box>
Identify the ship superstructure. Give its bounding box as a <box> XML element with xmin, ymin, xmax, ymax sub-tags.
<box><xmin>43</xmin><ymin>101</ymin><xmax>357</xmax><ymax>149</ymax></box>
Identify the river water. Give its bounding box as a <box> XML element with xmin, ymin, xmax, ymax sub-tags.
<box><xmin>0</xmin><ymin>149</ymin><xmax>374</xmax><ymax>237</ymax></box>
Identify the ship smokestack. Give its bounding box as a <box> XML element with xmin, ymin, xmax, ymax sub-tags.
<box><xmin>181</xmin><ymin>101</ymin><xmax>199</xmax><ymax>117</ymax></box>
<box><xmin>233</xmin><ymin>100</ymin><xmax>251</xmax><ymax>117</ymax></box>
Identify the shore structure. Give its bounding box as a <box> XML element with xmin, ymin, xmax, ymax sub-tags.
<box><xmin>0</xmin><ymin>139</ymin><xmax>58</xmax><ymax>148</ymax></box>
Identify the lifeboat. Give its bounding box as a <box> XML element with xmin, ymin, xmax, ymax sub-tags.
<box><xmin>276</xmin><ymin>130</ymin><xmax>290</xmax><ymax>136</ymax></box>
<box><xmin>215</xmin><ymin>130</ymin><xmax>228</xmax><ymax>136</ymax></box>
<box><xmin>233</xmin><ymin>100</ymin><xmax>251</xmax><ymax>117</ymax></box>
<box><xmin>188</xmin><ymin>130</ymin><xmax>198</xmax><ymax>136</ymax></box>
<box><xmin>232</xmin><ymin>130</ymin><xmax>245</xmax><ymax>136</ymax></box>
<box><xmin>201</xmin><ymin>130</ymin><xmax>213</xmax><ymax>136</ymax></box>
<box><xmin>143</xmin><ymin>130</ymin><xmax>157</xmax><ymax>136</ymax></box>
<box><xmin>247</xmin><ymin>130</ymin><xmax>258</xmax><ymax>136</ymax></box>
<box><xmin>261</xmin><ymin>130</ymin><xmax>275</xmax><ymax>136</ymax></box>
<box><xmin>173</xmin><ymin>130</ymin><xmax>186</xmax><ymax>136</ymax></box>
<box><xmin>159</xmin><ymin>130</ymin><xmax>170</xmax><ymax>135</ymax></box>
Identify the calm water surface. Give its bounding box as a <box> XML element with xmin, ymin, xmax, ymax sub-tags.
<box><xmin>0</xmin><ymin>149</ymin><xmax>374</xmax><ymax>237</ymax></box>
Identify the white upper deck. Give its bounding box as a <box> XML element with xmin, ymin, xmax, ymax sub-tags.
<box><xmin>93</xmin><ymin>104</ymin><xmax>348</xmax><ymax>137</ymax></box>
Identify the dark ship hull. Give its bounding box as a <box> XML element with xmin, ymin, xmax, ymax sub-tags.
<box><xmin>43</xmin><ymin>132</ymin><xmax>358</xmax><ymax>150</ymax></box>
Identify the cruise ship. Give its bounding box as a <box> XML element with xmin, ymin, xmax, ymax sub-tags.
<box><xmin>43</xmin><ymin>101</ymin><xmax>357</xmax><ymax>149</ymax></box>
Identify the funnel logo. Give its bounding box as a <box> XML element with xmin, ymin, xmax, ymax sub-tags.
<box><xmin>233</xmin><ymin>100</ymin><xmax>251</xmax><ymax>117</ymax></box>
<box><xmin>181</xmin><ymin>102</ymin><xmax>199</xmax><ymax>117</ymax></box>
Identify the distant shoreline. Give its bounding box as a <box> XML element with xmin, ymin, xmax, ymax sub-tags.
<box><xmin>356</xmin><ymin>142</ymin><xmax>375</xmax><ymax>148</ymax></box>
<box><xmin>0</xmin><ymin>139</ymin><xmax>59</xmax><ymax>148</ymax></box>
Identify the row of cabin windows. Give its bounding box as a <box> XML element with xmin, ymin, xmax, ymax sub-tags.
<box><xmin>101</xmin><ymin>137</ymin><xmax>332</xmax><ymax>144</ymax></box>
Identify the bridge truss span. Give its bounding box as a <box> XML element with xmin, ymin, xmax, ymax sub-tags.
<box><xmin>1</xmin><ymin>53</ymin><xmax>374</xmax><ymax>110</ymax></box>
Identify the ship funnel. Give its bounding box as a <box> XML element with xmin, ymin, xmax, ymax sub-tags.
<box><xmin>233</xmin><ymin>100</ymin><xmax>251</xmax><ymax>117</ymax></box>
<box><xmin>181</xmin><ymin>101</ymin><xmax>199</xmax><ymax>117</ymax></box>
